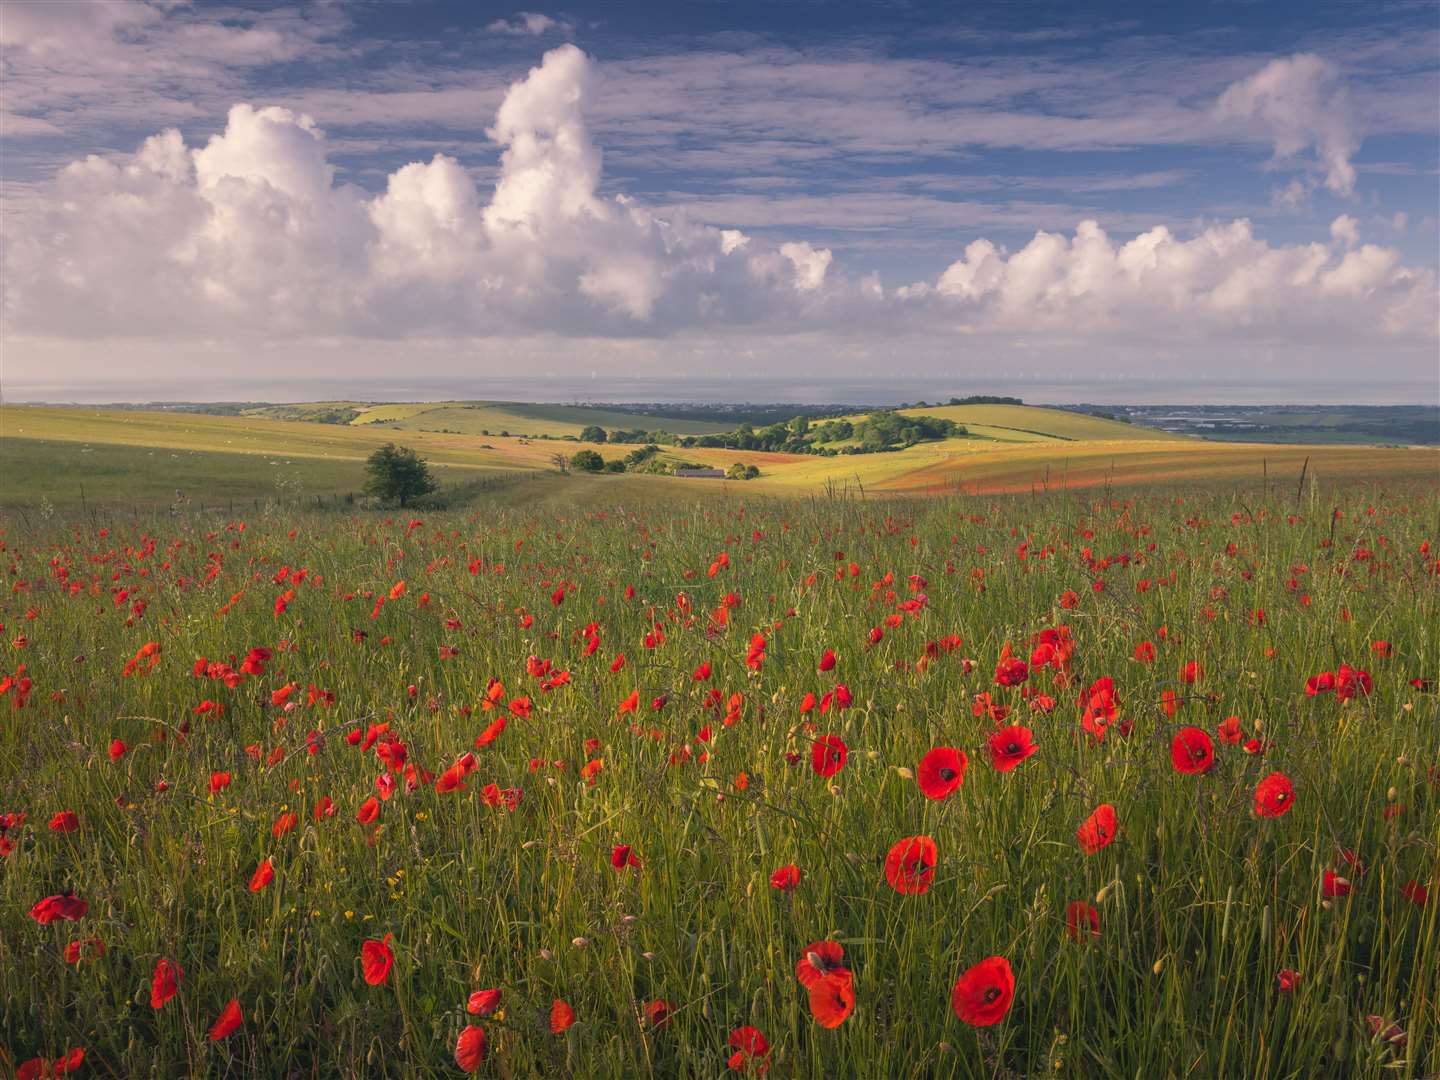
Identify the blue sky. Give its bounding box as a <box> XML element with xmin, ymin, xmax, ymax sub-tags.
<box><xmin>1</xmin><ymin>0</ymin><xmax>1436</xmax><ymax>393</ymax></box>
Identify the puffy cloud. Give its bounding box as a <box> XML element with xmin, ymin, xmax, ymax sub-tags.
<box><xmin>1216</xmin><ymin>53</ymin><xmax>1359</xmax><ymax>196</ymax></box>
<box><xmin>2</xmin><ymin>45</ymin><xmax>1434</xmax><ymax>368</ymax></box>
<box><xmin>916</xmin><ymin>218</ymin><xmax>1433</xmax><ymax>340</ymax></box>
<box><xmin>487</xmin><ymin>12</ymin><xmax>573</xmax><ymax>36</ymax></box>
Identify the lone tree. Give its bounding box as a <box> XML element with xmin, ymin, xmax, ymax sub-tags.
<box><xmin>363</xmin><ymin>443</ymin><xmax>437</xmax><ymax>507</ymax></box>
<box><xmin>579</xmin><ymin>425</ymin><xmax>608</xmax><ymax>444</ymax></box>
<box><xmin>570</xmin><ymin>449</ymin><xmax>605</xmax><ymax>473</ymax></box>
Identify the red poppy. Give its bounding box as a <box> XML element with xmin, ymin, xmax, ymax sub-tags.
<box><xmin>1217</xmin><ymin>716</ymin><xmax>1242</xmax><ymax>744</ymax></box>
<box><xmin>468</xmin><ymin>988</ymin><xmax>502</xmax><ymax>1015</ymax></box>
<box><xmin>550</xmin><ymin>998</ymin><xmax>576</xmax><ymax>1033</ymax></box>
<box><xmin>916</xmin><ymin>747</ymin><xmax>967</xmax><ymax>800</ymax></box>
<box><xmin>208</xmin><ymin>999</ymin><xmax>243</xmax><ymax>1041</ymax></box>
<box><xmin>475</xmin><ymin>715</ymin><xmax>507</xmax><ymax>748</ymax></box>
<box><xmin>1322</xmin><ymin>870</ymin><xmax>1351</xmax><ymax>898</ymax></box>
<box><xmin>1065</xmin><ymin>900</ymin><xmax>1100</xmax><ymax>942</ymax></box>
<box><xmin>30</xmin><ymin>894</ymin><xmax>88</xmax><ymax>925</ymax></box>
<box><xmin>249</xmin><ymin>858</ymin><xmax>274</xmax><ymax>892</ymax></box>
<box><xmin>726</xmin><ymin>1026</ymin><xmax>770</xmax><ymax>1073</ymax></box>
<box><xmin>795</xmin><ymin>940</ymin><xmax>847</xmax><ymax>988</ymax></box>
<box><xmin>1401</xmin><ymin>879</ymin><xmax>1429</xmax><ymax>905</ymax></box>
<box><xmin>150</xmin><ymin>956</ymin><xmax>182</xmax><ymax>1009</ymax></box>
<box><xmin>48</xmin><ymin>811</ymin><xmax>79</xmax><ymax>833</ymax></box>
<box><xmin>209</xmin><ymin>771</ymin><xmax>231</xmax><ymax>794</ymax></box>
<box><xmin>63</xmin><ymin>937</ymin><xmax>106</xmax><ymax>964</ymax></box>
<box><xmin>1276</xmin><ymin>968</ymin><xmax>1299</xmax><ymax>993</ymax></box>
<box><xmin>818</xmin><ymin>649</ymin><xmax>836</xmax><ymax>671</ymax></box>
<box><xmin>361</xmin><ymin>935</ymin><xmax>394</xmax><ymax>986</ymax></box>
<box><xmin>811</xmin><ymin>734</ymin><xmax>848</xmax><ymax>778</ymax></box>
<box><xmin>356</xmin><ymin>797</ymin><xmax>380</xmax><ymax>825</ymax></box>
<box><xmin>807</xmin><ymin>968</ymin><xmax>855</xmax><ymax>1028</ymax></box>
<box><xmin>610</xmin><ymin>844</ymin><xmax>640</xmax><ymax>870</ymax></box>
<box><xmin>109</xmin><ymin>738</ymin><xmax>128</xmax><ymax>762</ymax></box>
<box><xmin>454</xmin><ymin>1025</ymin><xmax>486</xmax><ymax>1071</ymax></box>
<box><xmin>769</xmin><ymin>864</ymin><xmax>801</xmax><ymax>891</ymax></box>
<box><xmin>1170</xmin><ymin>728</ymin><xmax>1214</xmax><ymax>774</ymax></box>
<box><xmin>884</xmin><ymin>835</ymin><xmax>937</xmax><ymax>895</ymax></box>
<box><xmin>1253</xmin><ymin>772</ymin><xmax>1294</xmax><ymax>817</ymax></box>
<box><xmin>1077</xmin><ymin>804</ymin><xmax>1117</xmax><ymax>855</ymax></box>
<box><xmin>988</xmin><ymin>726</ymin><xmax>1037</xmax><ymax>772</ymax></box>
<box><xmin>951</xmin><ymin>956</ymin><xmax>1015</xmax><ymax>1026</ymax></box>
<box><xmin>644</xmin><ymin>999</ymin><xmax>674</xmax><ymax>1029</ymax></box>
<box><xmin>1178</xmin><ymin>660</ymin><xmax>1202</xmax><ymax>684</ymax></box>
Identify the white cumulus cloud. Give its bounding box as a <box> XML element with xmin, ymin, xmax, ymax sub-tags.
<box><xmin>1216</xmin><ymin>53</ymin><xmax>1359</xmax><ymax>196</ymax></box>
<box><xmin>2</xmin><ymin>44</ymin><xmax>1434</xmax><ymax>374</ymax></box>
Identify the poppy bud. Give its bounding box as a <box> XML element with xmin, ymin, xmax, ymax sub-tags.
<box><xmin>1152</xmin><ymin>957</ymin><xmax>1166</xmax><ymax>974</ymax></box>
<box><xmin>1386</xmin><ymin>786</ymin><xmax>1397</xmax><ymax>801</ymax></box>
<box><xmin>642</xmin><ymin>952</ymin><xmax>656</xmax><ymax>961</ymax></box>
<box><xmin>571</xmin><ymin>937</ymin><xmax>588</xmax><ymax>949</ymax></box>
<box><xmin>538</xmin><ymin>949</ymin><xmax>553</xmax><ymax>961</ymax></box>
<box><xmin>895</xmin><ymin>767</ymin><xmax>914</xmax><ymax>780</ymax></box>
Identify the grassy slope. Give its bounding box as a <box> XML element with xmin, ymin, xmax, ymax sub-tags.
<box><xmin>836</xmin><ymin>404</ymin><xmax>1180</xmax><ymax>443</ymax></box>
<box><xmin>351</xmin><ymin>401</ymin><xmax>731</xmax><ymax>437</ymax></box>
<box><xmin>5</xmin><ymin>403</ymin><xmax>1436</xmax><ymax>510</ymax></box>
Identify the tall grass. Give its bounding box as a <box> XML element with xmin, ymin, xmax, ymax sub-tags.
<box><xmin>1</xmin><ymin>485</ymin><xmax>1435</xmax><ymax>1077</ymax></box>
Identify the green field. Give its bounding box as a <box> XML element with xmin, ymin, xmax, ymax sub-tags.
<box><xmin>5</xmin><ymin>402</ymin><xmax>1437</xmax><ymax>513</ymax></box>
<box><xmin>0</xmin><ymin>484</ymin><xmax>1435</xmax><ymax>1078</ymax></box>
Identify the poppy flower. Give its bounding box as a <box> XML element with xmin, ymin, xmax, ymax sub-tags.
<box><xmin>818</xmin><ymin>649</ymin><xmax>836</xmax><ymax>671</ymax></box>
<box><xmin>1170</xmin><ymin>728</ymin><xmax>1214</xmax><ymax>774</ymax></box>
<box><xmin>63</xmin><ymin>937</ymin><xmax>106</xmax><ymax>964</ymax></box>
<box><xmin>468</xmin><ymin>989</ymin><xmax>501</xmax><ymax>1015</ymax></box>
<box><xmin>150</xmin><ymin>957</ymin><xmax>182</xmax><ymax>1009</ymax></box>
<box><xmin>356</xmin><ymin>797</ymin><xmax>380</xmax><ymax>824</ymax></box>
<box><xmin>884</xmin><ymin>835</ymin><xmax>937</xmax><ymax>895</ymax></box>
<box><xmin>811</xmin><ymin>735</ymin><xmax>848</xmax><ymax>778</ymax></box>
<box><xmin>726</xmin><ymin>1026</ymin><xmax>770</xmax><ymax>1073</ymax></box>
<box><xmin>108</xmin><ymin>738</ymin><xmax>128</xmax><ymax>762</ymax></box>
<box><xmin>1276</xmin><ymin>969</ymin><xmax>1299</xmax><ymax>993</ymax></box>
<box><xmin>208</xmin><ymin>999</ymin><xmax>243</xmax><ymax>1041</ymax></box>
<box><xmin>455</xmin><ymin>1025</ymin><xmax>486</xmax><ymax>1071</ymax></box>
<box><xmin>610</xmin><ymin>844</ymin><xmax>640</xmax><ymax>870</ymax></box>
<box><xmin>951</xmin><ymin>956</ymin><xmax>1015</xmax><ymax>1026</ymax></box>
<box><xmin>1179</xmin><ymin>660</ymin><xmax>1202</xmax><ymax>684</ymax></box>
<box><xmin>1253</xmin><ymin>772</ymin><xmax>1294</xmax><ymax>817</ymax></box>
<box><xmin>1401</xmin><ymin>879</ymin><xmax>1428</xmax><ymax>905</ymax></box>
<box><xmin>30</xmin><ymin>894</ymin><xmax>88</xmax><ymax>925</ymax></box>
<box><xmin>1217</xmin><ymin>716</ymin><xmax>1242</xmax><ymax>744</ymax></box>
<box><xmin>550</xmin><ymin>998</ymin><xmax>576</xmax><ymax>1033</ymax></box>
<box><xmin>1322</xmin><ymin>870</ymin><xmax>1351</xmax><ymax>898</ymax></box>
<box><xmin>795</xmin><ymin>940</ymin><xmax>847</xmax><ymax>989</ymax></box>
<box><xmin>249</xmin><ymin>858</ymin><xmax>274</xmax><ymax>892</ymax></box>
<box><xmin>807</xmin><ymin>969</ymin><xmax>855</xmax><ymax>1028</ymax></box>
<box><xmin>988</xmin><ymin>726</ymin><xmax>1037</xmax><ymax>772</ymax></box>
<box><xmin>1077</xmin><ymin>804</ymin><xmax>1117</xmax><ymax>855</ymax></box>
<box><xmin>209</xmin><ymin>772</ymin><xmax>231</xmax><ymax>794</ymax></box>
<box><xmin>916</xmin><ymin>747</ymin><xmax>967</xmax><ymax>800</ymax></box>
<box><xmin>1364</xmin><ymin>1016</ymin><xmax>1407</xmax><ymax>1047</ymax></box>
<box><xmin>361</xmin><ymin>934</ymin><xmax>393</xmax><ymax>986</ymax></box>
<box><xmin>1065</xmin><ymin>900</ymin><xmax>1100</xmax><ymax>942</ymax></box>
<box><xmin>770</xmin><ymin>864</ymin><xmax>801</xmax><ymax>891</ymax></box>
<box><xmin>644</xmin><ymin>999</ymin><xmax>674</xmax><ymax>1029</ymax></box>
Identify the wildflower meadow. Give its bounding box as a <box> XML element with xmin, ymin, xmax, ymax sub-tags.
<box><xmin>1</xmin><ymin>485</ymin><xmax>1436</xmax><ymax>1077</ymax></box>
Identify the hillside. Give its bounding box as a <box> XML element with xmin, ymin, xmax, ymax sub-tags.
<box><xmin>3</xmin><ymin>401</ymin><xmax>1436</xmax><ymax>511</ymax></box>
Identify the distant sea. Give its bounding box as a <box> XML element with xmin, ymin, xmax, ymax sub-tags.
<box><xmin>5</xmin><ymin>375</ymin><xmax>1438</xmax><ymax>408</ymax></box>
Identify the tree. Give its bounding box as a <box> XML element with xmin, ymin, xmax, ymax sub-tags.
<box><xmin>363</xmin><ymin>443</ymin><xmax>437</xmax><ymax>507</ymax></box>
<box><xmin>570</xmin><ymin>449</ymin><xmax>605</xmax><ymax>472</ymax></box>
<box><xmin>579</xmin><ymin>425</ymin><xmax>608</xmax><ymax>444</ymax></box>
<box><xmin>550</xmin><ymin>452</ymin><xmax>570</xmax><ymax>475</ymax></box>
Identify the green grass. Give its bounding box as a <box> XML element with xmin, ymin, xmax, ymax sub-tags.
<box><xmin>352</xmin><ymin>401</ymin><xmax>732</xmax><ymax>438</ymax></box>
<box><xmin>0</xmin><ymin>483</ymin><xmax>1435</xmax><ymax>1078</ymax></box>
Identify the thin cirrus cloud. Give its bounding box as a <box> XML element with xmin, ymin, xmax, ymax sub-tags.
<box><xmin>0</xmin><ymin>36</ymin><xmax>1435</xmax><ymax>382</ymax></box>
